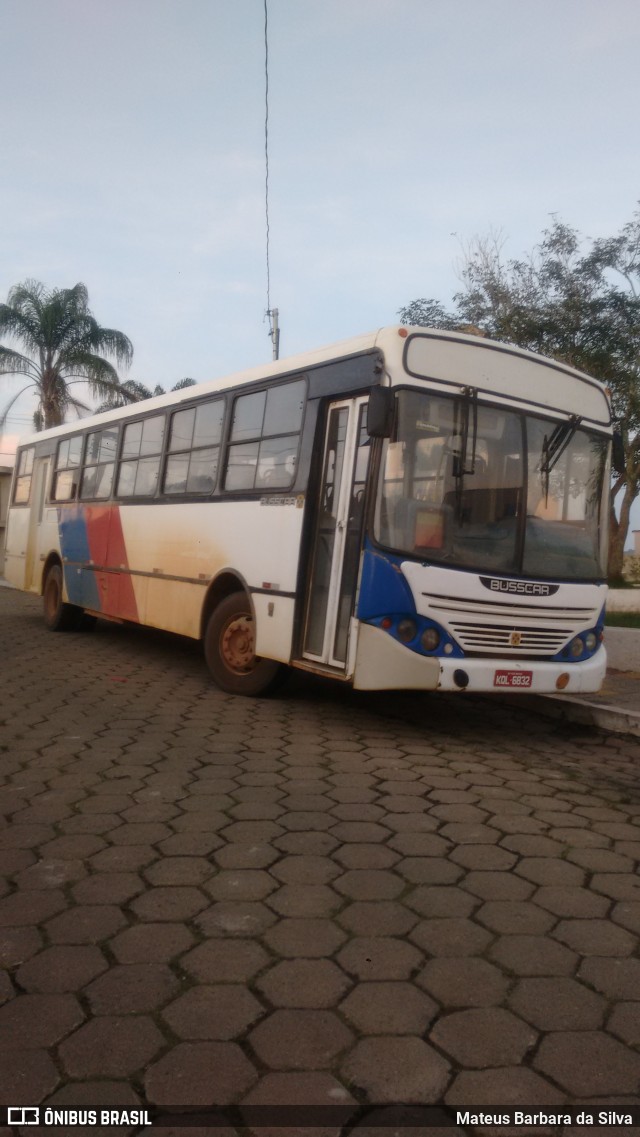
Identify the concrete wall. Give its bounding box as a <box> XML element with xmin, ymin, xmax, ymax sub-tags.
<box><xmin>607</xmin><ymin>587</ymin><xmax>640</xmax><ymax>612</ymax></box>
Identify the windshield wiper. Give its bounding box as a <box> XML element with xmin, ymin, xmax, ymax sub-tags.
<box><xmin>452</xmin><ymin>388</ymin><xmax>478</xmax><ymax>523</ymax></box>
<box><xmin>540</xmin><ymin>415</ymin><xmax>581</xmax><ymax>503</ymax></box>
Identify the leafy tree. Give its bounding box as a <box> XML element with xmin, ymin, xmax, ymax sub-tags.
<box><xmin>399</xmin><ymin>211</ymin><xmax>640</xmax><ymax>579</ymax></box>
<box><xmin>395</xmin><ymin>298</ymin><xmax>460</xmax><ymax>331</ymax></box>
<box><xmin>0</xmin><ymin>280</ymin><xmax>134</xmax><ymax>431</ymax></box>
<box><xmin>95</xmin><ymin>376</ymin><xmax>196</xmax><ymax>412</ymax></box>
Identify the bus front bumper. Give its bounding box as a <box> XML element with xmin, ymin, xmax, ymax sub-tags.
<box><xmin>436</xmin><ymin>645</ymin><xmax>607</xmax><ymax>694</ymax></box>
<box><xmin>352</xmin><ymin>622</ymin><xmax>607</xmax><ymax>693</ymax></box>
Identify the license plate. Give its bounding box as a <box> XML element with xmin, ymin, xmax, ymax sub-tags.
<box><xmin>494</xmin><ymin>670</ymin><xmax>533</xmax><ymax>688</ymax></box>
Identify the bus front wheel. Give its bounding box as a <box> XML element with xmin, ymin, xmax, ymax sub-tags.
<box><xmin>43</xmin><ymin>564</ymin><xmax>80</xmax><ymax>631</ymax></box>
<box><xmin>204</xmin><ymin>592</ymin><xmax>287</xmax><ymax>696</ymax></box>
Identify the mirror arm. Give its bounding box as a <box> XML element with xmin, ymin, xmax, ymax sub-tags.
<box><xmin>612</xmin><ymin>423</ymin><xmax>626</xmax><ymax>476</ymax></box>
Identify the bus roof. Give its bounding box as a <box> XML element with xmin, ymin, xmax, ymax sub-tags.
<box><xmin>14</xmin><ymin>325</ymin><xmax>611</xmax><ymax>446</ymax></box>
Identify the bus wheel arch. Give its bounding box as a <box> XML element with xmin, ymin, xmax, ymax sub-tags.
<box><xmin>42</xmin><ymin>559</ymin><xmax>79</xmax><ymax>631</ymax></box>
<box><xmin>41</xmin><ymin>551</ymin><xmax>63</xmax><ymax>596</ymax></box>
<box><xmin>200</xmin><ymin>571</ymin><xmax>251</xmax><ymax>640</ymax></box>
<box><xmin>41</xmin><ymin>555</ymin><xmax>97</xmax><ymax>632</ymax></box>
<box><xmin>202</xmin><ymin>578</ymin><xmax>287</xmax><ymax>696</ymax></box>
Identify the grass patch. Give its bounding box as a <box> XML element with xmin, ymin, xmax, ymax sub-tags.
<box><xmin>605</xmin><ymin>612</ymin><xmax>640</xmax><ymax>629</ymax></box>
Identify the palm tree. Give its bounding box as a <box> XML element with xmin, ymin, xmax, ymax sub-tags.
<box><xmin>0</xmin><ymin>280</ymin><xmax>133</xmax><ymax>431</ymax></box>
<box><xmin>95</xmin><ymin>376</ymin><xmax>197</xmax><ymax>412</ymax></box>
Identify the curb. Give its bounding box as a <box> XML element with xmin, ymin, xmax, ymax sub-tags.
<box><xmin>528</xmin><ymin>693</ymin><xmax>640</xmax><ymax>738</ymax></box>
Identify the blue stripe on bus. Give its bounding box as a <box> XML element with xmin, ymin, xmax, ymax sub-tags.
<box><xmin>357</xmin><ymin>539</ymin><xmax>463</xmax><ymax>659</ymax></box>
<box><xmin>58</xmin><ymin>506</ymin><xmax>101</xmax><ymax>610</ymax></box>
<box><xmin>356</xmin><ymin>540</ymin><xmax>416</xmax><ymax>619</ymax></box>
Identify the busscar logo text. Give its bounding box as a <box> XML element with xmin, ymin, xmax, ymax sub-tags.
<box><xmin>480</xmin><ymin>576</ymin><xmax>558</xmax><ymax>597</ymax></box>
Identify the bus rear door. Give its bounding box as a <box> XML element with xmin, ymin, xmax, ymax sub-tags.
<box><xmin>25</xmin><ymin>456</ymin><xmax>51</xmax><ymax>592</ymax></box>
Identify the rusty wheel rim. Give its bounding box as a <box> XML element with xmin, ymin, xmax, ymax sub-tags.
<box><xmin>221</xmin><ymin>615</ymin><xmax>255</xmax><ymax>674</ymax></box>
<box><xmin>44</xmin><ymin>575</ymin><xmax>60</xmax><ymax>622</ymax></box>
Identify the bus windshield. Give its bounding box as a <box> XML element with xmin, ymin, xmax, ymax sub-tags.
<box><xmin>374</xmin><ymin>389</ymin><xmax>608</xmax><ymax>580</ymax></box>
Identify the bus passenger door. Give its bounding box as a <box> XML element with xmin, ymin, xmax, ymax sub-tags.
<box><xmin>25</xmin><ymin>457</ymin><xmax>50</xmax><ymax>593</ymax></box>
<box><xmin>302</xmin><ymin>397</ymin><xmax>370</xmax><ymax>671</ymax></box>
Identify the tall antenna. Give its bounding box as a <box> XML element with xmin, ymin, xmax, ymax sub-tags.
<box><xmin>264</xmin><ymin>0</ymin><xmax>280</xmax><ymax>360</ymax></box>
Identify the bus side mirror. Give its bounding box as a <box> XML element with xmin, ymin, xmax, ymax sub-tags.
<box><xmin>367</xmin><ymin>386</ymin><xmax>394</xmax><ymax>438</ymax></box>
<box><xmin>612</xmin><ymin>425</ymin><xmax>626</xmax><ymax>475</ymax></box>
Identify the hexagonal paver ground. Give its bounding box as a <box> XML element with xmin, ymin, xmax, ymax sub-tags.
<box><xmin>59</xmin><ymin>1016</ymin><xmax>165</xmax><ymax>1078</ymax></box>
<box><xmin>249</xmin><ymin>1010</ymin><xmax>354</xmax><ymax>1070</ymax></box>
<box><xmin>534</xmin><ymin>1031</ymin><xmax>640</xmax><ymax>1097</ymax></box>
<box><xmin>340</xmin><ymin>982</ymin><xmax>437</xmax><ymax>1035</ymax></box>
<box><xmin>145</xmin><ymin>1042</ymin><xmax>257</xmax><ymax>1105</ymax></box>
<box><xmin>256</xmin><ymin>958</ymin><xmax>351</xmax><ymax>1007</ymax></box>
<box><xmin>508</xmin><ymin>977</ymin><xmax>607</xmax><ymax>1031</ymax></box>
<box><xmin>1</xmin><ymin>585</ymin><xmax>640</xmax><ymax>1114</ymax></box>
<box><xmin>162</xmin><ymin>985</ymin><xmax>264</xmax><ymax>1039</ymax></box>
<box><xmin>0</xmin><ymin>993</ymin><xmax>83</xmax><ymax>1050</ymax></box>
<box><xmin>342</xmin><ymin>1036</ymin><xmax>450</xmax><ymax>1102</ymax></box>
<box><xmin>418</xmin><ymin>957</ymin><xmax>509</xmax><ymax>1007</ymax></box>
<box><xmin>430</xmin><ymin>1007</ymin><xmax>538</xmax><ymax>1068</ymax></box>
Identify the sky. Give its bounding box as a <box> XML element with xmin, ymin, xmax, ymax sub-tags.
<box><xmin>1</xmin><ymin>0</ymin><xmax>639</xmax><ymax>534</ymax></box>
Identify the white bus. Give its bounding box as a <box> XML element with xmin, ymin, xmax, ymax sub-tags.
<box><xmin>5</xmin><ymin>326</ymin><xmax>616</xmax><ymax>697</ymax></box>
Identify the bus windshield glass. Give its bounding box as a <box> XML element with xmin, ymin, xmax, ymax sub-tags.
<box><xmin>374</xmin><ymin>390</ymin><xmax>608</xmax><ymax>580</ymax></box>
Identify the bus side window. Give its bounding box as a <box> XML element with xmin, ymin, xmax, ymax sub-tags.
<box><xmin>225</xmin><ymin>377</ymin><xmax>306</xmax><ymax>492</ymax></box>
<box><xmin>13</xmin><ymin>446</ymin><xmax>35</xmax><ymax>504</ymax></box>
<box><xmin>117</xmin><ymin>415</ymin><xmax>166</xmax><ymax>498</ymax></box>
<box><xmin>81</xmin><ymin>426</ymin><xmax>119</xmax><ymax>500</ymax></box>
<box><xmin>52</xmin><ymin>436</ymin><xmax>83</xmax><ymax>502</ymax></box>
<box><xmin>163</xmin><ymin>399</ymin><xmax>224</xmax><ymax>495</ymax></box>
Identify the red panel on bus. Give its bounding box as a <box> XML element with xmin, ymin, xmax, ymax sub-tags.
<box><xmin>81</xmin><ymin>505</ymin><xmax>139</xmax><ymax>623</ymax></box>
<box><xmin>105</xmin><ymin>507</ymin><xmax>139</xmax><ymax>623</ymax></box>
<box><xmin>84</xmin><ymin>505</ymin><xmax>111</xmax><ymax>564</ymax></box>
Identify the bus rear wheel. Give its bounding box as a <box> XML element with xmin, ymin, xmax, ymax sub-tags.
<box><xmin>43</xmin><ymin>564</ymin><xmax>80</xmax><ymax>631</ymax></box>
<box><xmin>204</xmin><ymin>592</ymin><xmax>287</xmax><ymax>696</ymax></box>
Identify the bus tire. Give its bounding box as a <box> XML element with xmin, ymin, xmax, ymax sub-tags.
<box><xmin>204</xmin><ymin>592</ymin><xmax>287</xmax><ymax>696</ymax></box>
<box><xmin>43</xmin><ymin>564</ymin><xmax>80</xmax><ymax>632</ymax></box>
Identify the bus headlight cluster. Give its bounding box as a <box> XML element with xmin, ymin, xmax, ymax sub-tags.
<box><xmin>397</xmin><ymin>619</ymin><xmax>417</xmax><ymax>643</ymax></box>
<box><xmin>564</xmin><ymin>628</ymin><xmax>600</xmax><ymax>660</ymax></box>
<box><xmin>374</xmin><ymin>615</ymin><xmax>456</xmax><ymax>657</ymax></box>
<box><xmin>421</xmin><ymin>627</ymin><xmax>440</xmax><ymax>652</ymax></box>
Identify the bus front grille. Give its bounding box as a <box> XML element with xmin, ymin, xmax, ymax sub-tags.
<box><xmin>449</xmin><ymin>621</ymin><xmax>573</xmax><ymax>655</ymax></box>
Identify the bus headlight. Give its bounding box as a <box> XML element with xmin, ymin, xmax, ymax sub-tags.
<box><xmin>570</xmin><ymin>637</ymin><xmax>585</xmax><ymax>658</ymax></box>
<box><xmin>397</xmin><ymin>618</ymin><xmax>417</xmax><ymax>643</ymax></box>
<box><xmin>421</xmin><ymin>627</ymin><xmax>440</xmax><ymax>652</ymax></box>
<box><xmin>584</xmin><ymin>632</ymin><xmax>597</xmax><ymax>652</ymax></box>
